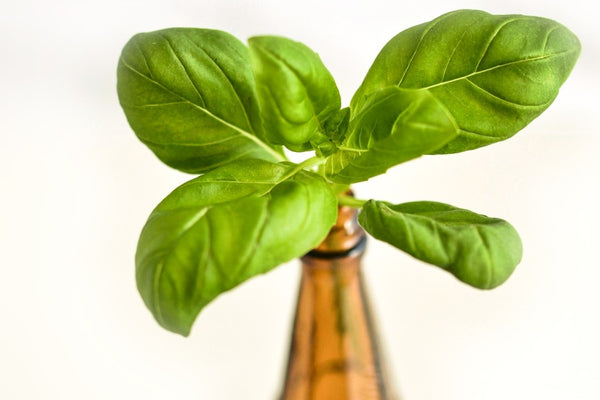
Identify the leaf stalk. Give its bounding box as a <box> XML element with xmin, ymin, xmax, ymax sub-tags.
<box><xmin>337</xmin><ymin>195</ymin><xmax>367</xmax><ymax>208</ymax></box>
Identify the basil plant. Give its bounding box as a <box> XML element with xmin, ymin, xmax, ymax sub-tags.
<box><xmin>117</xmin><ymin>10</ymin><xmax>580</xmax><ymax>336</ymax></box>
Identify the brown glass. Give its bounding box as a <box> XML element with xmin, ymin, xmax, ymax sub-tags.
<box><xmin>279</xmin><ymin>204</ymin><xmax>397</xmax><ymax>400</ymax></box>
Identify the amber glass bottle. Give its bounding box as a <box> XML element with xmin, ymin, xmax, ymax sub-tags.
<box><xmin>279</xmin><ymin>204</ymin><xmax>397</xmax><ymax>400</ymax></box>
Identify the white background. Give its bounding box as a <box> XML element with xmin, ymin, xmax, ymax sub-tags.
<box><xmin>1</xmin><ymin>0</ymin><xmax>598</xmax><ymax>399</ymax></box>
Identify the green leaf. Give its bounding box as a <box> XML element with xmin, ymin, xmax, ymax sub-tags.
<box><xmin>359</xmin><ymin>200</ymin><xmax>523</xmax><ymax>289</ymax></box>
<box><xmin>322</xmin><ymin>107</ymin><xmax>350</xmax><ymax>145</ymax></box>
<box><xmin>117</xmin><ymin>28</ymin><xmax>284</xmax><ymax>173</ymax></box>
<box><xmin>351</xmin><ymin>10</ymin><xmax>580</xmax><ymax>153</ymax></box>
<box><xmin>135</xmin><ymin>159</ymin><xmax>337</xmax><ymax>335</ymax></box>
<box><xmin>325</xmin><ymin>87</ymin><xmax>458</xmax><ymax>183</ymax></box>
<box><xmin>248</xmin><ymin>35</ymin><xmax>341</xmax><ymax>151</ymax></box>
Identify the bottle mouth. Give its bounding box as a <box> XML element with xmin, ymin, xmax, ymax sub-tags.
<box><xmin>303</xmin><ymin>234</ymin><xmax>367</xmax><ymax>259</ymax></box>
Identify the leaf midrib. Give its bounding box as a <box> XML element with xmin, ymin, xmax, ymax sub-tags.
<box><xmin>415</xmin><ymin>50</ymin><xmax>576</xmax><ymax>91</ymax></box>
<box><xmin>119</xmin><ymin>57</ymin><xmax>285</xmax><ymax>162</ymax></box>
<box><xmin>152</xmin><ymin>207</ymin><xmax>208</xmax><ymax>325</ymax></box>
<box><xmin>181</xmin><ymin>32</ymin><xmax>256</xmax><ymax>134</ymax></box>
<box><xmin>251</xmin><ymin>40</ymin><xmax>325</xmax><ymax>129</ymax></box>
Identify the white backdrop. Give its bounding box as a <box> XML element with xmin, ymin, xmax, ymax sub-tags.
<box><xmin>1</xmin><ymin>0</ymin><xmax>598</xmax><ymax>399</ymax></box>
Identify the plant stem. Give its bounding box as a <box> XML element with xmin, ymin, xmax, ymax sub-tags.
<box><xmin>277</xmin><ymin>156</ymin><xmax>326</xmax><ymax>184</ymax></box>
<box><xmin>293</xmin><ymin>155</ymin><xmax>327</xmax><ymax>173</ymax></box>
<box><xmin>336</xmin><ymin>146</ymin><xmax>367</xmax><ymax>153</ymax></box>
<box><xmin>337</xmin><ymin>195</ymin><xmax>367</xmax><ymax>208</ymax></box>
<box><xmin>268</xmin><ymin>147</ymin><xmax>288</xmax><ymax>162</ymax></box>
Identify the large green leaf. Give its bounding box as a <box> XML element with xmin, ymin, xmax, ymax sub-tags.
<box><xmin>117</xmin><ymin>28</ymin><xmax>284</xmax><ymax>173</ymax></box>
<box><xmin>325</xmin><ymin>87</ymin><xmax>457</xmax><ymax>183</ymax></box>
<box><xmin>135</xmin><ymin>159</ymin><xmax>337</xmax><ymax>335</ymax></box>
<box><xmin>248</xmin><ymin>35</ymin><xmax>341</xmax><ymax>151</ymax></box>
<box><xmin>351</xmin><ymin>10</ymin><xmax>580</xmax><ymax>153</ymax></box>
<box><xmin>359</xmin><ymin>200</ymin><xmax>522</xmax><ymax>289</ymax></box>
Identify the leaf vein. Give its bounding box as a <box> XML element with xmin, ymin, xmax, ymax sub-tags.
<box><xmin>183</xmin><ymin>33</ymin><xmax>255</xmax><ymax>134</ymax></box>
<box><xmin>465</xmin><ymin>78</ymin><xmax>550</xmax><ymax>108</ymax></box>
<box><xmin>441</xmin><ymin>21</ymin><xmax>474</xmax><ymax>81</ymax></box>
<box><xmin>158</xmin><ymin>33</ymin><xmax>206</xmax><ymax>106</ymax></box>
<box><xmin>134</xmin><ymin>41</ymin><xmax>154</xmax><ymax>79</ymax></box>
<box><xmin>473</xmin><ymin>225</ymin><xmax>493</xmax><ymax>288</ymax></box>
<box><xmin>137</xmin><ymin>133</ymin><xmax>239</xmax><ymax>147</ymax></box>
<box><xmin>233</xmin><ymin>195</ymin><xmax>271</xmax><ymax>283</ymax></box>
<box><xmin>542</xmin><ymin>25</ymin><xmax>561</xmax><ymax>52</ymax></box>
<box><xmin>397</xmin><ymin>12</ymin><xmax>455</xmax><ymax>86</ymax></box>
<box><xmin>474</xmin><ymin>18</ymin><xmax>521</xmax><ymax>71</ymax></box>
<box><xmin>253</xmin><ymin>41</ymin><xmax>323</xmax><ymax>131</ymax></box>
<box><xmin>119</xmin><ymin>57</ymin><xmax>284</xmax><ymax>161</ymax></box>
<box><xmin>422</xmin><ymin>49</ymin><xmax>575</xmax><ymax>90</ymax></box>
<box><xmin>152</xmin><ymin>207</ymin><xmax>208</xmax><ymax>327</ymax></box>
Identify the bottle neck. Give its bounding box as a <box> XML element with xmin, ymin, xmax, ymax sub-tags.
<box><xmin>304</xmin><ymin>202</ymin><xmax>366</xmax><ymax>260</ymax></box>
<box><xmin>280</xmin><ymin>203</ymin><xmax>394</xmax><ymax>400</ymax></box>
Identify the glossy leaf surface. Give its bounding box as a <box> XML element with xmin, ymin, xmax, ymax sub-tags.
<box><xmin>136</xmin><ymin>160</ymin><xmax>337</xmax><ymax>335</ymax></box>
<box><xmin>325</xmin><ymin>87</ymin><xmax>457</xmax><ymax>183</ymax></box>
<box><xmin>359</xmin><ymin>200</ymin><xmax>522</xmax><ymax>289</ymax></box>
<box><xmin>351</xmin><ymin>10</ymin><xmax>580</xmax><ymax>153</ymax></box>
<box><xmin>117</xmin><ymin>28</ymin><xmax>283</xmax><ymax>173</ymax></box>
<box><xmin>248</xmin><ymin>36</ymin><xmax>341</xmax><ymax>151</ymax></box>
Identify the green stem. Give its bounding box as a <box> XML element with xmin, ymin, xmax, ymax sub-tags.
<box><xmin>264</xmin><ymin>145</ymin><xmax>288</xmax><ymax>162</ymax></box>
<box><xmin>277</xmin><ymin>156</ymin><xmax>326</xmax><ymax>184</ymax></box>
<box><xmin>337</xmin><ymin>195</ymin><xmax>367</xmax><ymax>208</ymax></box>
<box><xmin>296</xmin><ymin>155</ymin><xmax>327</xmax><ymax>171</ymax></box>
<box><xmin>336</xmin><ymin>146</ymin><xmax>367</xmax><ymax>154</ymax></box>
